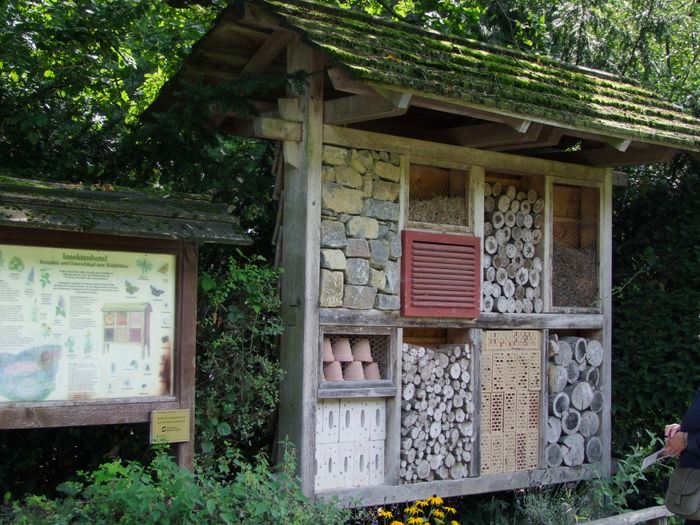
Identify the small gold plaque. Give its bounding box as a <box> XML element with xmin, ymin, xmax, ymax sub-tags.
<box><xmin>150</xmin><ymin>409</ymin><xmax>190</xmax><ymax>444</ymax></box>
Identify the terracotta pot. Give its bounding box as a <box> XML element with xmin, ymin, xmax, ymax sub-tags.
<box><xmin>332</xmin><ymin>337</ymin><xmax>353</xmax><ymax>362</ymax></box>
<box><xmin>364</xmin><ymin>362</ymin><xmax>381</xmax><ymax>380</ymax></box>
<box><xmin>323</xmin><ymin>361</ymin><xmax>343</xmax><ymax>381</ymax></box>
<box><xmin>343</xmin><ymin>361</ymin><xmax>365</xmax><ymax>381</ymax></box>
<box><xmin>352</xmin><ymin>338</ymin><xmax>373</xmax><ymax>362</ymax></box>
<box><xmin>322</xmin><ymin>337</ymin><xmax>334</xmax><ymax>363</ymax></box>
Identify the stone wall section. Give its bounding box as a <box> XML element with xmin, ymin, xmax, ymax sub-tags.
<box><xmin>319</xmin><ymin>145</ymin><xmax>401</xmax><ymax>311</ymax></box>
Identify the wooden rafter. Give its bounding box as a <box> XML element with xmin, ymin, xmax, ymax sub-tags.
<box><xmin>540</xmin><ymin>145</ymin><xmax>678</xmax><ymax>166</ymax></box>
<box><xmin>240</xmin><ymin>29</ymin><xmax>294</xmax><ymax>75</ymax></box>
<box><xmin>324</xmin><ymin>93</ymin><xmax>411</xmax><ymax>125</ymax></box>
<box><xmin>433</xmin><ymin>122</ymin><xmax>543</xmax><ymax>148</ymax></box>
<box><xmin>495</xmin><ymin>126</ymin><xmax>563</xmax><ymax>152</ymax></box>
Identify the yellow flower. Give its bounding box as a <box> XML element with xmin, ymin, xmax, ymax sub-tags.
<box><xmin>378</xmin><ymin>508</ymin><xmax>394</xmax><ymax>519</ymax></box>
<box><xmin>427</xmin><ymin>495</ymin><xmax>444</xmax><ymax>506</ymax></box>
<box><xmin>407</xmin><ymin>517</ymin><xmax>425</xmax><ymax>525</ymax></box>
<box><xmin>404</xmin><ymin>506</ymin><xmax>423</xmax><ymax>516</ymax></box>
<box><xmin>450</xmin><ymin>520</ymin><xmax>461</xmax><ymax>525</ymax></box>
<box><xmin>433</xmin><ymin>509</ymin><xmax>445</xmax><ymax>519</ymax></box>
<box><xmin>389</xmin><ymin>521</ymin><xmax>404</xmax><ymax>525</ymax></box>
<box><xmin>443</xmin><ymin>506</ymin><xmax>457</xmax><ymax>515</ymax></box>
<box><xmin>415</xmin><ymin>500</ymin><xmax>429</xmax><ymax>508</ymax></box>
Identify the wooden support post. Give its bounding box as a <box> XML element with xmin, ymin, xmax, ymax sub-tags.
<box><xmin>600</xmin><ymin>169</ymin><xmax>613</xmax><ymax>477</ymax></box>
<box><xmin>175</xmin><ymin>241</ymin><xmax>198</xmax><ymax>469</ymax></box>
<box><xmin>276</xmin><ymin>39</ymin><xmax>324</xmax><ymax>496</ymax></box>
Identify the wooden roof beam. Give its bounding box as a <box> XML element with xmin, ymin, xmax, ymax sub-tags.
<box><xmin>324</xmin><ymin>93</ymin><xmax>411</xmax><ymax>125</ymax></box>
<box><xmin>240</xmin><ymin>29</ymin><xmax>294</xmax><ymax>75</ymax></box>
<box><xmin>236</xmin><ymin>3</ymin><xmax>285</xmax><ymax>30</ymax></box>
<box><xmin>409</xmin><ymin>94</ymin><xmax>533</xmax><ymax>133</ymax></box>
<box><xmin>220</xmin><ymin>116</ymin><xmax>302</xmax><ymax>141</ymax></box>
<box><xmin>540</xmin><ymin>145</ymin><xmax>678</xmax><ymax>166</ymax></box>
<box><xmin>493</xmin><ymin>126</ymin><xmax>563</xmax><ymax>152</ymax></box>
<box><xmin>327</xmin><ymin>67</ymin><xmax>376</xmax><ymax>96</ymax></box>
<box><xmin>565</xmin><ymin>129</ymin><xmax>633</xmax><ymax>152</ymax></box>
<box><xmin>194</xmin><ymin>49</ymin><xmax>250</xmax><ymax>69</ymax></box>
<box><xmin>434</xmin><ymin>122</ymin><xmax>542</xmax><ymax>148</ymax></box>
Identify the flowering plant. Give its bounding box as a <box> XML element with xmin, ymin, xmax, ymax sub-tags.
<box><xmin>377</xmin><ymin>495</ymin><xmax>459</xmax><ymax>525</ymax></box>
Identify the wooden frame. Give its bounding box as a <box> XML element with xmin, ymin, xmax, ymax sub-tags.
<box><xmin>405</xmin><ymin>164</ymin><xmax>473</xmax><ymax>234</ymax></box>
<box><xmin>0</xmin><ymin>226</ymin><xmax>197</xmax><ymax>467</ymax></box>
<box><xmin>547</xmin><ymin>177</ymin><xmax>604</xmax><ymax>314</ymax></box>
<box><xmin>318</xmin><ymin>325</ymin><xmax>397</xmax><ymax>399</ymax></box>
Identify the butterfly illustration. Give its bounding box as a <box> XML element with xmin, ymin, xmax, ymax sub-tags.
<box><xmin>125</xmin><ymin>281</ymin><xmax>139</xmax><ymax>294</ymax></box>
<box><xmin>150</xmin><ymin>285</ymin><xmax>165</xmax><ymax>297</ymax></box>
<box><xmin>157</xmin><ymin>263</ymin><xmax>169</xmax><ymax>274</ymax></box>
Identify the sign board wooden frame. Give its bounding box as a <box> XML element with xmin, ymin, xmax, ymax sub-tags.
<box><xmin>0</xmin><ymin>226</ymin><xmax>197</xmax><ymax>467</ymax></box>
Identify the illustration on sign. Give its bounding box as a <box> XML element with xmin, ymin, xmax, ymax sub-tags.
<box><xmin>0</xmin><ymin>244</ymin><xmax>176</xmax><ymax>402</ymax></box>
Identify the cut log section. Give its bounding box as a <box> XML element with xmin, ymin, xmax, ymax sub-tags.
<box><xmin>565</xmin><ymin>382</ymin><xmax>594</xmax><ymax>411</ymax></box>
<box><xmin>485</xmin><ymin>236</ymin><xmax>498</xmax><ymax>254</ymax></box>
<box><xmin>585</xmin><ymin>436</ymin><xmax>603</xmax><ymax>463</ymax></box>
<box><xmin>561</xmin><ymin>433</ymin><xmax>585</xmax><ymax>466</ymax></box>
<box><xmin>586</xmin><ymin>340</ymin><xmax>604</xmax><ymax>367</ymax></box>
<box><xmin>561</xmin><ymin>408</ymin><xmax>581</xmax><ymax>435</ymax></box>
<box><xmin>548</xmin><ymin>366</ymin><xmax>568</xmax><ymax>394</ymax></box>
<box><xmin>563</xmin><ymin>337</ymin><xmax>588</xmax><ymax>363</ymax></box>
<box><xmin>590</xmin><ymin>390</ymin><xmax>604</xmax><ymax>413</ymax></box>
<box><xmin>580</xmin><ymin>410</ymin><xmax>600</xmax><ymax>438</ymax></box>
<box><xmin>547</xmin><ymin>416</ymin><xmax>563</xmax><ymax>443</ymax></box>
<box><xmin>549</xmin><ymin>391</ymin><xmax>570</xmax><ymax>416</ymax></box>
<box><xmin>546</xmin><ymin>442</ymin><xmax>563</xmax><ymax>467</ymax></box>
<box><xmin>582</xmin><ymin>366</ymin><xmax>600</xmax><ymax>387</ymax></box>
<box><xmin>566</xmin><ymin>361</ymin><xmax>580</xmax><ymax>384</ymax></box>
<box><xmin>553</xmin><ymin>342</ymin><xmax>573</xmax><ymax>366</ymax></box>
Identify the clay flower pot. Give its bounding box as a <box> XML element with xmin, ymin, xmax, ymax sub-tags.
<box><xmin>332</xmin><ymin>337</ymin><xmax>353</xmax><ymax>362</ymax></box>
<box><xmin>322</xmin><ymin>337</ymin><xmax>334</xmax><ymax>363</ymax></box>
<box><xmin>323</xmin><ymin>361</ymin><xmax>343</xmax><ymax>381</ymax></box>
<box><xmin>343</xmin><ymin>361</ymin><xmax>365</xmax><ymax>381</ymax></box>
<box><xmin>364</xmin><ymin>362</ymin><xmax>381</xmax><ymax>380</ymax></box>
<box><xmin>352</xmin><ymin>338</ymin><xmax>373</xmax><ymax>362</ymax></box>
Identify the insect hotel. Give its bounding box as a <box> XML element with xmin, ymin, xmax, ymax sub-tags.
<box><xmin>156</xmin><ymin>0</ymin><xmax>700</xmax><ymax>504</ymax></box>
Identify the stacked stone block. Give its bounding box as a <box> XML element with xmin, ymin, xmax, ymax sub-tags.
<box><xmin>319</xmin><ymin>145</ymin><xmax>401</xmax><ymax>311</ymax></box>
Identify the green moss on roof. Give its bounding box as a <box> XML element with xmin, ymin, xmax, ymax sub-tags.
<box><xmin>254</xmin><ymin>0</ymin><xmax>700</xmax><ymax>150</ymax></box>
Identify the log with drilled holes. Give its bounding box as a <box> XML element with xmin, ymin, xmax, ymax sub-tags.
<box><xmin>483</xmin><ymin>183</ymin><xmax>543</xmax><ymax>314</ymax></box>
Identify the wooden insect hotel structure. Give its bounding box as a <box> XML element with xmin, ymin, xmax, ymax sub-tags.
<box><xmin>155</xmin><ymin>0</ymin><xmax>700</xmax><ymax>504</ymax></box>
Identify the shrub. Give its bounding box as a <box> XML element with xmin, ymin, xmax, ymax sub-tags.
<box><xmin>196</xmin><ymin>252</ymin><xmax>285</xmax><ymax>463</ymax></box>
<box><xmin>0</xmin><ymin>446</ymin><xmax>349</xmax><ymax>525</ymax></box>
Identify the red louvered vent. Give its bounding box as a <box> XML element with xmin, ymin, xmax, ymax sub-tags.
<box><xmin>401</xmin><ymin>230</ymin><xmax>481</xmax><ymax>318</ymax></box>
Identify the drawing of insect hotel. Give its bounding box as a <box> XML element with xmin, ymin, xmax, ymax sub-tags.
<box><xmin>150</xmin><ymin>0</ymin><xmax>700</xmax><ymax>506</ymax></box>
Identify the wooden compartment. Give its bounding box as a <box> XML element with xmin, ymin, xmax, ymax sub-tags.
<box><xmin>545</xmin><ymin>329</ymin><xmax>605</xmax><ymax>467</ymax></box>
<box><xmin>482</xmin><ymin>173</ymin><xmax>545</xmax><ymax>314</ymax></box>
<box><xmin>408</xmin><ymin>164</ymin><xmax>470</xmax><ymax>231</ymax></box>
<box><xmin>400</xmin><ymin>328</ymin><xmax>477</xmax><ymax>482</ymax></box>
<box><xmin>552</xmin><ymin>184</ymin><xmax>599</xmax><ymax>309</ymax></box>
<box><xmin>319</xmin><ymin>327</ymin><xmax>396</xmax><ymax>398</ymax></box>
<box><xmin>480</xmin><ymin>330</ymin><xmax>543</xmax><ymax>475</ymax></box>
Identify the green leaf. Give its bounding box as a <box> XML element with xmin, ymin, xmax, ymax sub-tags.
<box><xmin>200</xmin><ymin>274</ymin><xmax>216</xmax><ymax>292</ymax></box>
<box><xmin>43</xmin><ymin>69</ymin><xmax>55</xmax><ymax>78</ymax></box>
<box><xmin>216</xmin><ymin>422</ymin><xmax>232</xmax><ymax>436</ymax></box>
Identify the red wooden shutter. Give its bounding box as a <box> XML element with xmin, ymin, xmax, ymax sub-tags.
<box><xmin>401</xmin><ymin>230</ymin><xmax>481</xmax><ymax>318</ymax></box>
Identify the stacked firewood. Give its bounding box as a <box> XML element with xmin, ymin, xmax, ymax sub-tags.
<box><xmin>482</xmin><ymin>183</ymin><xmax>544</xmax><ymax>313</ymax></box>
<box><xmin>545</xmin><ymin>335</ymin><xmax>604</xmax><ymax>467</ymax></box>
<box><xmin>400</xmin><ymin>343</ymin><xmax>474</xmax><ymax>482</ymax></box>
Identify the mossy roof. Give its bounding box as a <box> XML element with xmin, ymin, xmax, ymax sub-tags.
<box><xmin>0</xmin><ymin>177</ymin><xmax>250</xmax><ymax>245</ymax></box>
<box><xmin>252</xmin><ymin>0</ymin><xmax>700</xmax><ymax>151</ymax></box>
